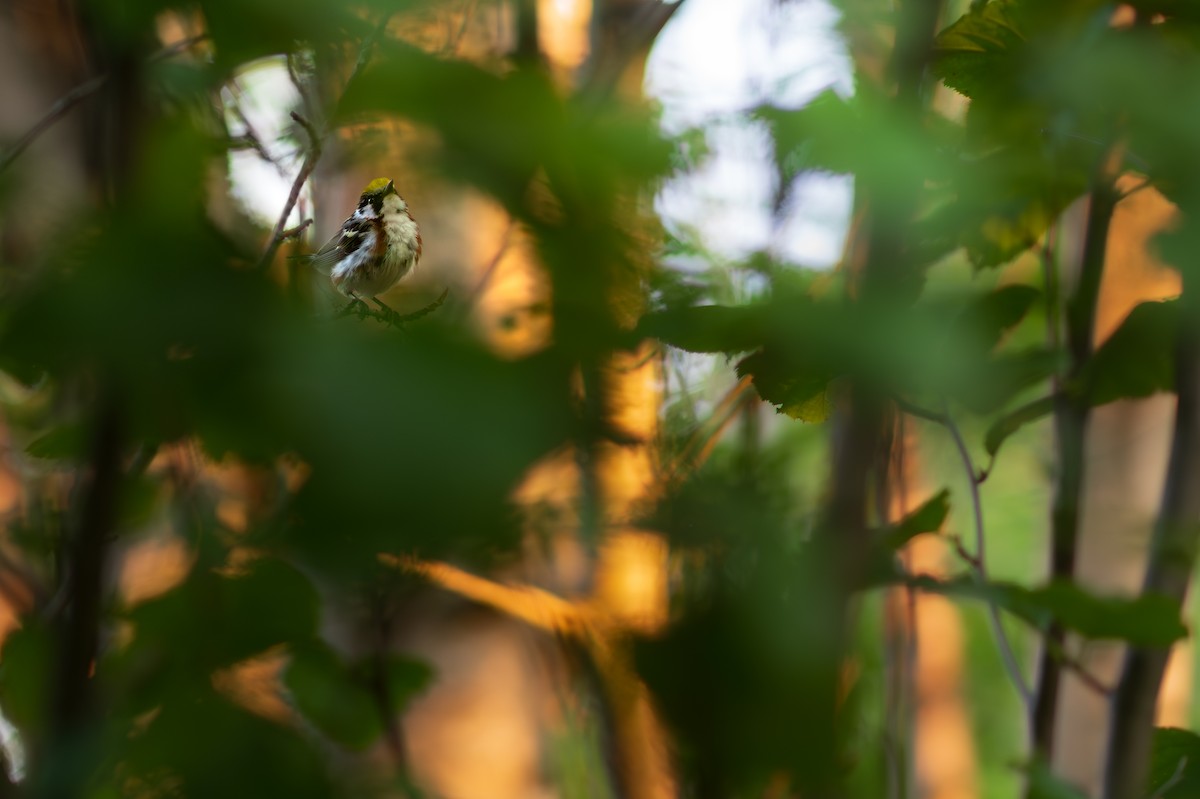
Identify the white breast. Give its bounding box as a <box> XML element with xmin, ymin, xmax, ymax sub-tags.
<box><xmin>382</xmin><ymin>194</ymin><xmax>420</xmax><ymax>276</ymax></box>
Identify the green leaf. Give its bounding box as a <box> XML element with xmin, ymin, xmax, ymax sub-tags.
<box><xmin>0</xmin><ymin>620</ymin><xmax>52</xmax><ymax>737</ymax></box>
<box><xmin>757</xmin><ymin>90</ymin><xmax>955</xmax><ymax>194</ymax></box>
<box><xmin>638</xmin><ymin>304</ymin><xmax>769</xmax><ymax>354</ymax></box>
<box><xmin>220</xmin><ymin>560</ymin><xmax>321</xmax><ymax>658</ymax></box>
<box><xmin>953</xmin><ymin>347</ymin><xmax>1059</xmax><ymax>414</ymax></box>
<box><xmin>985</xmin><ymin>394</ymin><xmax>1056</xmax><ymax>457</ymax></box>
<box><xmin>128</xmin><ymin>557</ymin><xmax>321</xmax><ymax>669</ymax></box>
<box><xmin>1024</xmin><ymin>760</ymin><xmax>1089</xmax><ymax>799</ymax></box>
<box><xmin>285</xmin><ymin>642</ymin><xmax>382</xmax><ymax>751</ymax></box>
<box><xmin>863</xmin><ymin>489</ymin><xmax>952</xmax><ymax>586</ymax></box>
<box><xmin>1078</xmin><ymin>299</ymin><xmax>1179</xmax><ymax>405</ymax></box>
<box><xmin>881</xmin><ymin>489</ymin><xmax>951</xmax><ymax>550</ymax></box>
<box><xmin>918</xmin><ymin>145</ymin><xmax>1089</xmax><ymax>269</ymax></box>
<box><xmin>953</xmin><ymin>284</ymin><xmax>1041</xmax><ymax>351</ymax></box>
<box><xmin>351</xmin><ymin>654</ymin><xmax>435</xmax><ymax>716</ymax></box>
<box><xmin>1148</xmin><ymin>728</ymin><xmax>1200</xmax><ymax>797</ymax></box>
<box><xmin>123</xmin><ymin>685</ymin><xmax>336</xmax><ymax>799</ymax></box>
<box><xmin>933</xmin><ymin>0</ymin><xmax>1028</xmax><ymax>99</ymax></box>
<box><xmin>736</xmin><ymin>348</ymin><xmax>835</xmax><ymax>423</ymax></box>
<box><xmin>339</xmin><ymin>46</ymin><xmax>554</xmax><ymax>208</ymax></box>
<box><xmin>26</xmin><ymin>422</ymin><xmax>86</xmax><ymax>460</ymax></box>
<box><xmin>916</xmin><ymin>578</ymin><xmax>1188</xmax><ymax>646</ymax></box>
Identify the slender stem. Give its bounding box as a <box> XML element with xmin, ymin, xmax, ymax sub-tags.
<box><xmin>367</xmin><ymin>593</ymin><xmax>408</xmax><ymax>770</ymax></box>
<box><xmin>941</xmin><ymin>400</ymin><xmax>1034</xmax><ymax>708</ymax></box>
<box><xmin>1032</xmin><ymin>168</ymin><xmax>1120</xmax><ymax>765</ymax></box>
<box><xmin>257</xmin><ymin>112</ymin><xmax>322</xmax><ymax>271</ymax></box>
<box><xmin>1041</xmin><ymin>221</ymin><xmax>1062</xmax><ymax>362</ymax></box>
<box><xmin>46</xmin><ymin>399</ymin><xmax>123</xmax><ymax>799</ymax></box>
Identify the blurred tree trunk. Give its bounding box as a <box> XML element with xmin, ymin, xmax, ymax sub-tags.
<box><xmin>1050</xmin><ymin>178</ymin><xmax>1185</xmax><ymax>794</ymax></box>
<box><xmin>886</xmin><ymin>424</ymin><xmax>979</xmax><ymax>799</ymax></box>
<box><xmin>0</xmin><ymin>3</ymin><xmax>91</xmax><ymax>649</ymax></box>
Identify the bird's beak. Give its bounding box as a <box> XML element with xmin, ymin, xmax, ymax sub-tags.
<box><xmin>386</xmin><ymin>180</ymin><xmax>395</xmax><ymax>194</ymax></box>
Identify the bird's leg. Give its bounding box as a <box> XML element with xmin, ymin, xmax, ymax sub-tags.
<box><xmin>369</xmin><ymin>296</ymin><xmax>406</xmax><ymax>327</ymax></box>
<box><xmin>337</xmin><ymin>293</ymin><xmax>369</xmax><ymax>319</ymax></box>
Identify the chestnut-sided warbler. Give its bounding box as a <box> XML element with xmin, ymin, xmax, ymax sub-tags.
<box><xmin>301</xmin><ymin>177</ymin><xmax>422</xmax><ymax>311</ymax></box>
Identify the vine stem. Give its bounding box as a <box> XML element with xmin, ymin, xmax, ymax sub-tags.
<box><xmin>940</xmin><ymin>399</ymin><xmax>1033</xmax><ymax>708</ymax></box>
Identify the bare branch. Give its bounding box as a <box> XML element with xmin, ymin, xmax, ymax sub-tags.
<box><xmin>226</xmin><ymin>84</ymin><xmax>289</xmax><ymax>177</ymax></box>
<box><xmin>280</xmin><ymin>218</ymin><xmax>313</xmax><ymax>240</ymax></box>
<box><xmin>0</xmin><ymin>35</ymin><xmax>207</xmax><ymax>176</ymax></box>
<box><xmin>261</xmin><ymin>15</ymin><xmax>394</xmax><ymax>272</ymax></box>
<box><xmin>1041</xmin><ymin>636</ymin><xmax>1111</xmax><ymax>697</ymax></box>
<box><xmin>257</xmin><ymin>111</ymin><xmax>322</xmax><ymax>271</ymax></box>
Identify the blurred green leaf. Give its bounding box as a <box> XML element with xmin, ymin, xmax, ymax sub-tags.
<box><xmin>881</xmin><ymin>489</ymin><xmax>950</xmax><ymax>550</ymax></box>
<box><xmin>128</xmin><ymin>556</ymin><xmax>320</xmax><ymax>670</ymax></box>
<box><xmin>274</xmin><ymin>330</ymin><xmax>572</xmax><ymax>569</ymax></box>
<box><xmin>341</xmin><ymin>45</ymin><xmax>554</xmax><ymax>206</ymax></box>
<box><xmin>26</xmin><ymin>422</ymin><xmax>86</xmax><ymax>460</ymax></box>
<box><xmin>285</xmin><ymin>641</ymin><xmax>383</xmax><ymax>750</ymax></box>
<box><xmin>352</xmin><ymin>653</ymin><xmax>434</xmax><ymax>716</ymax></box>
<box><xmin>757</xmin><ymin>90</ymin><xmax>955</xmax><ymax>195</ymax></box>
<box><xmin>737</xmin><ymin>347</ymin><xmax>835</xmax><ymax>423</ymax></box>
<box><xmin>917</xmin><ymin>145</ymin><xmax>1089</xmax><ymax>269</ymax></box>
<box><xmin>1077</xmin><ymin>299</ymin><xmax>1179</xmax><ymax>405</ymax></box>
<box><xmin>863</xmin><ymin>489</ymin><xmax>951</xmax><ymax>586</ymax></box>
<box><xmin>200</xmin><ymin>0</ymin><xmax>394</xmax><ymax>69</ymax></box>
<box><xmin>123</xmin><ymin>685</ymin><xmax>335</xmax><ymax>798</ymax></box>
<box><xmin>636</xmin><ymin>540</ymin><xmax>846</xmax><ymax>797</ymax></box>
<box><xmin>0</xmin><ymin>619</ymin><xmax>52</xmax><ymax>738</ymax></box>
<box><xmin>917</xmin><ymin>577</ymin><xmax>1188</xmax><ymax>646</ymax></box>
<box><xmin>952</xmin><ymin>347</ymin><xmax>1059</xmax><ymax>414</ymax></box>
<box><xmin>1148</xmin><ymin>728</ymin><xmax>1200</xmax><ymax>798</ymax></box>
<box><xmin>953</xmin><ymin>284</ymin><xmax>1040</xmax><ymax>351</ymax></box>
<box><xmin>985</xmin><ymin>394</ymin><xmax>1056</xmax><ymax>457</ymax></box>
<box><xmin>638</xmin><ymin>303</ymin><xmax>769</xmax><ymax>354</ymax></box>
<box><xmin>1024</xmin><ymin>760</ymin><xmax>1089</xmax><ymax>799</ymax></box>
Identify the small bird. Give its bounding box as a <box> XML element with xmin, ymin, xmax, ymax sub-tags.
<box><xmin>301</xmin><ymin>177</ymin><xmax>422</xmax><ymax>314</ymax></box>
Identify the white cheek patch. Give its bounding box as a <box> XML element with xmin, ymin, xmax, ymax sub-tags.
<box><xmin>382</xmin><ymin>194</ymin><xmax>408</xmax><ymax>215</ymax></box>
